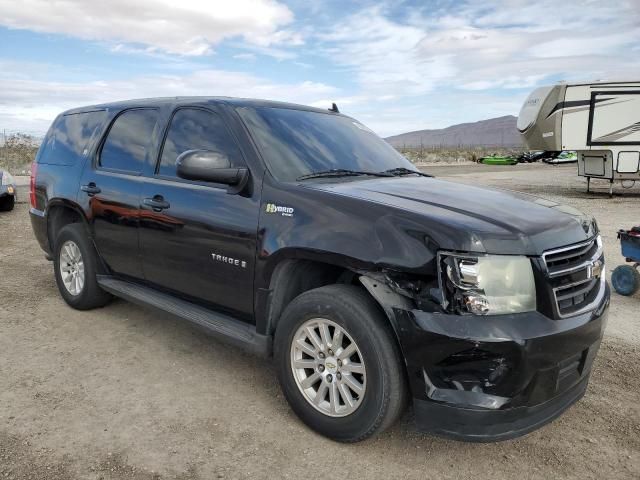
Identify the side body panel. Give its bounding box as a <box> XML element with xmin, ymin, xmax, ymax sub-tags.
<box><xmin>76</xmin><ymin>106</ymin><xmax>164</xmax><ymax>279</ymax></box>
<box><xmin>254</xmin><ymin>178</ymin><xmax>440</xmax><ymax>294</ymax></box>
<box><xmin>30</xmin><ymin>110</ymin><xmax>109</xmax><ymax>254</ymax></box>
<box><xmin>588</xmin><ymin>90</ymin><xmax>640</xmax><ymax>146</ymax></box>
<box><xmin>138</xmin><ymin>176</ymin><xmax>259</xmax><ymax>319</ymax></box>
<box><xmin>571</xmin><ymin>84</ymin><xmax>640</xmax><ymax>180</ymax></box>
<box><xmin>137</xmin><ymin>103</ymin><xmax>264</xmax><ymax>320</ymax></box>
<box><xmin>78</xmin><ymin>169</ymin><xmax>146</xmax><ymax>277</ymax></box>
<box><xmin>561</xmin><ymin>85</ymin><xmax>591</xmax><ymax>150</ymax></box>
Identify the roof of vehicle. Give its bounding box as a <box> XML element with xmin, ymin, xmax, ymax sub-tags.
<box><xmin>61</xmin><ymin>97</ymin><xmax>340</xmax><ymax>116</ymax></box>
<box><xmin>554</xmin><ymin>80</ymin><xmax>640</xmax><ymax>87</ymax></box>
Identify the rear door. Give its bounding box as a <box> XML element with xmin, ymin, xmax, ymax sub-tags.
<box><xmin>138</xmin><ymin>106</ymin><xmax>259</xmax><ymax>319</ymax></box>
<box><xmin>79</xmin><ymin>108</ymin><xmax>159</xmax><ymax>279</ymax></box>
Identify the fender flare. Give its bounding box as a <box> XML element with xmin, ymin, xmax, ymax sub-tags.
<box><xmin>44</xmin><ymin>199</ymin><xmax>92</xmax><ymax>248</ymax></box>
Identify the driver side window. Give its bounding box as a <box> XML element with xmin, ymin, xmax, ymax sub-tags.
<box><xmin>157</xmin><ymin>108</ymin><xmax>243</xmax><ymax>178</ymax></box>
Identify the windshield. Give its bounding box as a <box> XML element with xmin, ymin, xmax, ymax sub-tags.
<box><xmin>237</xmin><ymin>106</ymin><xmax>416</xmax><ymax>182</ymax></box>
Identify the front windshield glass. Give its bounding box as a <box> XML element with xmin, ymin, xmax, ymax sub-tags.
<box><xmin>237</xmin><ymin>106</ymin><xmax>416</xmax><ymax>182</ymax></box>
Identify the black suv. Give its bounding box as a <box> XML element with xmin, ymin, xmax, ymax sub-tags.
<box><xmin>30</xmin><ymin>97</ymin><xmax>609</xmax><ymax>442</ymax></box>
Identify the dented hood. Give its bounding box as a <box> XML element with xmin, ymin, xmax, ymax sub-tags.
<box><xmin>305</xmin><ymin>176</ymin><xmax>596</xmax><ymax>255</ymax></box>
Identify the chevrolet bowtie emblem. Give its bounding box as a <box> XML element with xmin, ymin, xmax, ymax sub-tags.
<box><xmin>588</xmin><ymin>260</ymin><xmax>603</xmax><ymax>279</ymax></box>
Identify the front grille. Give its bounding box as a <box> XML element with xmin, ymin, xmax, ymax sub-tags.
<box><xmin>542</xmin><ymin>237</ymin><xmax>604</xmax><ymax>318</ymax></box>
<box><xmin>544</xmin><ymin>239</ymin><xmax>600</xmax><ymax>277</ymax></box>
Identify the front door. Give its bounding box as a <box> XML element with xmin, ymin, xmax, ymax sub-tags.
<box><xmin>139</xmin><ymin>106</ymin><xmax>259</xmax><ymax>319</ymax></box>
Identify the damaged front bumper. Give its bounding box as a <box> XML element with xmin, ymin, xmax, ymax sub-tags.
<box><xmin>391</xmin><ymin>282</ymin><xmax>610</xmax><ymax>442</ymax></box>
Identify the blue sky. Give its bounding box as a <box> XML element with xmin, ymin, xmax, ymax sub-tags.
<box><xmin>1</xmin><ymin>0</ymin><xmax>639</xmax><ymax>136</ymax></box>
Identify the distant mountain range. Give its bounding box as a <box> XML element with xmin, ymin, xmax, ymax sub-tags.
<box><xmin>385</xmin><ymin>115</ymin><xmax>521</xmax><ymax>148</ymax></box>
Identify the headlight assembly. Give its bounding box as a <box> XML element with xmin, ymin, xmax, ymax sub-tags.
<box><xmin>439</xmin><ymin>252</ymin><xmax>537</xmax><ymax>315</ymax></box>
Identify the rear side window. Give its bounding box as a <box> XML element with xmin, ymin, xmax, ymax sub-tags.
<box><xmin>157</xmin><ymin>108</ymin><xmax>242</xmax><ymax>178</ymax></box>
<box><xmin>37</xmin><ymin>110</ymin><xmax>107</xmax><ymax>165</ymax></box>
<box><xmin>100</xmin><ymin>109</ymin><xmax>158</xmax><ymax>173</ymax></box>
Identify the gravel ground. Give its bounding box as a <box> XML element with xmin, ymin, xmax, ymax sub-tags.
<box><xmin>1</xmin><ymin>165</ymin><xmax>639</xmax><ymax>479</ymax></box>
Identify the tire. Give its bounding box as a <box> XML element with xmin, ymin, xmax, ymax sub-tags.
<box><xmin>274</xmin><ymin>284</ymin><xmax>408</xmax><ymax>442</ymax></box>
<box><xmin>0</xmin><ymin>195</ymin><xmax>14</xmax><ymax>211</ymax></box>
<box><xmin>53</xmin><ymin>223</ymin><xmax>112</xmax><ymax>310</ymax></box>
<box><xmin>611</xmin><ymin>264</ymin><xmax>640</xmax><ymax>296</ymax></box>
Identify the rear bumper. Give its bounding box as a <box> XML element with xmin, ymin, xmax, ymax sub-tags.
<box><xmin>29</xmin><ymin>207</ymin><xmax>51</xmax><ymax>256</ymax></box>
<box><xmin>392</xmin><ymin>281</ymin><xmax>610</xmax><ymax>441</ymax></box>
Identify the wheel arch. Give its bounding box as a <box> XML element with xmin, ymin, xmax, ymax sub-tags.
<box><xmin>45</xmin><ymin>199</ymin><xmax>91</xmax><ymax>252</ymax></box>
<box><xmin>262</xmin><ymin>258</ymin><xmax>355</xmax><ymax>337</ymax></box>
<box><xmin>260</xmin><ymin>254</ymin><xmax>414</xmax><ymax>365</ymax></box>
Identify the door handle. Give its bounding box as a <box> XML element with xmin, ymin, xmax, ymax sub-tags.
<box><xmin>81</xmin><ymin>183</ymin><xmax>101</xmax><ymax>196</ymax></box>
<box><xmin>143</xmin><ymin>196</ymin><xmax>170</xmax><ymax>212</ymax></box>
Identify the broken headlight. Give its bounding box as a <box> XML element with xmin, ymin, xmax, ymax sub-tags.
<box><xmin>439</xmin><ymin>253</ymin><xmax>536</xmax><ymax>315</ymax></box>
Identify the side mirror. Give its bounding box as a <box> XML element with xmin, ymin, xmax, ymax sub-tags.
<box><xmin>176</xmin><ymin>150</ymin><xmax>249</xmax><ymax>190</ymax></box>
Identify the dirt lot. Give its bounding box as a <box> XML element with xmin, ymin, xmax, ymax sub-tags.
<box><xmin>1</xmin><ymin>165</ymin><xmax>639</xmax><ymax>479</ymax></box>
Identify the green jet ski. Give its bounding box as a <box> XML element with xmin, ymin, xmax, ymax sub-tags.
<box><xmin>478</xmin><ymin>154</ymin><xmax>519</xmax><ymax>165</ymax></box>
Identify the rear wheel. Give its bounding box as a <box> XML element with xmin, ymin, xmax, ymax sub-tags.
<box><xmin>53</xmin><ymin>223</ymin><xmax>112</xmax><ymax>310</ymax></box>
<box><xmin>274</xmin><ymin>284</ymin><xmax>408</xmax><ymax>442</ymax></box>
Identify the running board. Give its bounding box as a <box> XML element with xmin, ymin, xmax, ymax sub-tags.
<box><xmin>97</xmin><ymin>275</ymin><xmax>271</xmax><ymax>357</ymax></box>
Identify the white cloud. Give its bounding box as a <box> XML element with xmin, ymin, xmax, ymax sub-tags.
<box><xmin>318</xmin><ymin>8</ymin><xmax>455</xmax><ymax>96</ymax></box>
<box><xmin>2</xmin><ymin>0</ymin><xmax>640</xmax><ymax>136</ymax></box>
<box><xmin>295</xmin><ymin>0</ymin><xmax>639</xmax><ymax>135</ymax></box>
<box><xmin>0</xmin><ymin>65</ymin><xmax>339</xmax><ymax>133</ymax></box>
<box><xmin>530</xmin><ymin>32</ymin><xmax>636</xmax><ymax>59</ymax></box>
<box><xmin>0</xmin><ymin>0</ymin><xmax>297</xmax><ymax>55</ymax></box>
<box><xmin>232</xmin><ymin>53</ymin><xmax>257</xmax><ymax>61</ymax></box>
<box><xmin>318</xmin><ymin>1</ymin><xmax>640</xmax><ymax>98</ymax></box>
<box><xmin>229</xmin><ymin>43</ymin><xmax>297</xmax><ymax>61</ymax></box>
<box><xmin>249</xmin><ymin>28</ymin><xmax>305</xmax><ymax>47</ymax></box>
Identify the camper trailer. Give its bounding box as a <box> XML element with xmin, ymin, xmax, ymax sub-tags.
<box><xmin>518</xmin><ymin>81</ymin><xmax>640</xmax><ymax>196</ymax></box>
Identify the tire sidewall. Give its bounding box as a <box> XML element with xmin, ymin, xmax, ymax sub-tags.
<box><xmin>275</xmin><ymin>287</ymin><xmax>398</xmax><ymax>441</ymax></box>
<box><xmin>53</xmin><ymin>224</ymin><xmax>99</xmax><ymax>308</ymax></box>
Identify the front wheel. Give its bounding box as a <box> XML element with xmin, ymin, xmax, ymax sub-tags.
<box><xmin>274</xmin><ymin>284</ymin><xmax>408</xmax><ymax>442</ymax></box>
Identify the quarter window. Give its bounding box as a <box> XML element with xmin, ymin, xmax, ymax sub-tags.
<box><xmin>100</xmin><ymin>109</ymin><xmax>158</xmax><ymax>173</ymax></box>
<box><xmin>158</xmin><ymin>108</ymin><xmax>242</xmax><ymax>178</ymax></box>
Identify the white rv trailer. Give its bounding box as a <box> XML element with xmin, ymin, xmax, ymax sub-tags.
<box><xmin>518</xmin><ymin>81</ymin><xmax>640</xmax><ymax>196</ymax></box>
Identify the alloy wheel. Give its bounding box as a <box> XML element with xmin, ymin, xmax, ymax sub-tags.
<box><xmin>59</xmin><ymin>240</ymin><xmax>85</xmax><ymax>296</ymax></box>
<box><xmin>290</xmin><ymin>317</ymin><xmax>366</xmax><ymax>417</ymax></box>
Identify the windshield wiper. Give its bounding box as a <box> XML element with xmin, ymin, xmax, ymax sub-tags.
<box><xmin>381</xmin><ymin>167</ymin><xmax>432</xmax><ymax>177</ymax></box>
<box><xmin>296</xmin><ymin>169</ymin><xmax>393</xmax><ymax>181</ymax></box>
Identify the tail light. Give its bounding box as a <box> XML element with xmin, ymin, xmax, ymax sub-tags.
<box><xmin>29</xmin><ymin>162</ymin><xmax>38</xmax><ymax>208</ymax></box>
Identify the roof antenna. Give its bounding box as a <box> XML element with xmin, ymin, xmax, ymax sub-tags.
<box><xmin>329</xmin><ymin>102</ymin><xmax>339</xmax><ymax>113</ymax></box>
